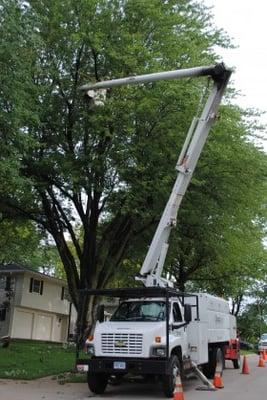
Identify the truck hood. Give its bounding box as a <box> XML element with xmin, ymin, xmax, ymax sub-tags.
<box><xmin>95</xmin><ymin>321</ymin><xmax>166</xmax><ymax>335</ymax></box>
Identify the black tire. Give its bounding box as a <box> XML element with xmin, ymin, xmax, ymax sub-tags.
<box><xmin>202</xmin><ymin>347</ymin><xmax>224</xmax><ymax>379</ymax></box>
<box><xmin>162</xmin><ymin>355</ymin><xmax>181</xmax><ymax>398</ymax></box>
<box><xmin>233</xmin><ymin>354</ymin><xmax>241</xmax><ymax>369</ymax></box>
<box><xmin>87</xmin><ymin>371</ymin><xmax>108</xmax><ymax>394</ymax></box>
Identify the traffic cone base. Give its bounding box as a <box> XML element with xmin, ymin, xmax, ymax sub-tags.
<box><xmin>241</xmin><ymin>355</ymin><xmax>249</xmax><ymax>374</ymax></box>
<box><xmin>173</xmin><ymin>375</ymin><xmax>184</xmax><ymax>400</ymax></box>
<box><xmin>213</xmin><ymin>373</ymin><xmax>224</xmax><ymax>389</ymax></box>
<box><xmin>258</xmin><ymin>354</ymin><xmax>265</xmax><ymax>368</ymax></box>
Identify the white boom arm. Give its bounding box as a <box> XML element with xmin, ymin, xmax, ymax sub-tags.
<box><xmin>81</xmin><ymin>64</ymin><xmax>232</xmax><ymax>287</ymax></box>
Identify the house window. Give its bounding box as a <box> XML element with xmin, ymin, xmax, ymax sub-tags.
<box><xmin>0</xmin><ymin>308</ymin><xmax>7</xmax><ymax>321</ymax></box>
<box><xmin>61</xmin><ymin>286</ymin><xmax>69</xmax><ymax>301</ymax></box>
<box><xmin>5</xmin><ymin>276</ymin><xmax>11</xmax><ymax>291</ymax></box>
<box><xmin>0</xmin><ymin>276</ymin><xmax>6</xmax><ymax>289</ymax></box>
<box><xmin>29</xmin><ymin>278</ymin><xmax>43</xmax><ymax>295</ymax></box>
<box><xmin>0</xmin><ymin>276</ymin><xmax>13</xmax><ymax>291</ymax></box>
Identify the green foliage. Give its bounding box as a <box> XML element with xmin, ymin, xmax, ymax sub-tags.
<box><xmin>0</xmin><ymin>340</ymin><xmax>75</xmax><ymax>379</ymax></box>
<box><xmin>165</xmin><ymin>104</ymin><xmax>267</xmax><ymax>300</ymax></box>
<box><xmin>0</xmin><ymin>219</ymin><xmax>60</xmax><ymax>269</ymax></box>
<box><xmin>237</xmin><ymin>283</ymin><xmax>267</xmax><ymax>342</ymax></box>
<box><xmin>238</xmin><ymin>303</ymin><xmax>267</xmax><ymax>344</ymax></box>
<box><xmin>0</xmin><ymin>0</ymin><xmax>266</xmax><ymax>334</ymax></box>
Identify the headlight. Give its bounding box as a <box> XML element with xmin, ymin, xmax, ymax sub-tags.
<box><xmin>151</xmin><ymin>346</ymin><xmax>166</xmax><ymax>357</ymax></box>
<box><xmin>86</xmin><ymin>345</ymin><xmax>95</xmax><ymax>355</ymax></box>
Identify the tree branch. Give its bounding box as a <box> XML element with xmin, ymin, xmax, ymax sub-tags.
<box><xmin>92</xmin><ymin>48</ymin><xmax>99</xmax><ymax>81</ymax></box>
<box><xmin>39</xmin><ymin>190</ymin><xmax>80</xmax><ymax>308</ymax></box>
<box><xmin>46</xmin><ymin>187</ymin><xmax>82</xmax><ymax>260</ymax></box>
<box><xmin>0</xmin><ymin>199</ymin><xmax>50</xmax><ymax>232</ymax></box>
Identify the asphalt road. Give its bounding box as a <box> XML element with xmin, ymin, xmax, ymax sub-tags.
<box><xmin>0</xmin><ymin>354</ymin><xmax>266</xmax><ymax>400</ymax></box>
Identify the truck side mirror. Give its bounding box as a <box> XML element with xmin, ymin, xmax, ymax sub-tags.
<box><xmin>184</xmin><ymin>304</ymin><xmax>192</xmax><ymax>323</ymax></box>
<box><xmin>97</xmin><ymin>304</ymin><xmax>105</xmax><ymax>323</ymax></box>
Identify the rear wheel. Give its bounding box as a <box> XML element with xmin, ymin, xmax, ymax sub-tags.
<box><xmin>202</xmin><ymin>347</ymin><xmax>224</xmax><ymax>379</ymax></box>
<box><xmin>87</xmin><ymin>371</ymin><xmax>108</xmax><ymax>394</ymax></box>
<box><xmin>162</xmin><ymin>355</ymin><xmax>181</xmax><ymax>398</ymax></box>
<box><xmin>233</xmin><ymin>353</ymin><xmax>241</xmax><ymax>369</ymax></box>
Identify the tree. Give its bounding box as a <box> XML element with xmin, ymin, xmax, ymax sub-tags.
<box><xmin>237</xmin><ymin>283</ymin><xmax>267</xmax><ymax>343</ymax></box>
<box><xmin>165</xmin><ymin>105</ymin><xmax>267</xmax><ymax>303</ymax></box>
<box><xmin>0</xmin><ymin>0</ymin><xmax>266</xmax><ymax>340</ymax></box>
<box><xmin>0</xmin><ymin>218</ymin><xmax>60</xmax><ymax>269</ymax></box>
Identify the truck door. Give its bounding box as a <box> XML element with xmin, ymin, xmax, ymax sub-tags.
<box><xmin>171</xmin><ymin>302</ymin><xmax>187</xmax><ymax>352</ymax></box>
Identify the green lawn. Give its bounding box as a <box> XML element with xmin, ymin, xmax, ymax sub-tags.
<box><xmin>241</xmin><ymin>349</ymin><xmax>258</xmax><ymax>356</ymax></box>
<box><xmin>0</xmin><ymin>339</ymin><xmax>77</xmax><ymax>379</ymax></box>
<box><xmin>1</xmin><ymin>340</ymin><xmax>255</xmax><ymax>381</ymax></box>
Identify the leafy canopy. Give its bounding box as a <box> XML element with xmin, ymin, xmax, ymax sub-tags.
<box><xmin>0</xmin><ymin>0</ymin><xmax>266</xmax><ymax>334</ymax></box>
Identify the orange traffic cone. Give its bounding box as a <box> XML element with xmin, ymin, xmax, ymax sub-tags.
<box><xmin>264</xmin><ymin>350</ymin><xmax>267</xmax><ymax>361</ymax></box>
<box><xmin>258</xmin><ymin>353</ymin><xmax>265</xmax><ymax>368</ymax></box>
<box><xmin>213</xmin><ymin>362</ymin><xmax>224</xmax><ymax>389</ymax></box>
<box><xmin>241</xmin><ymin>355</ymin><xmax>249</xmax><ymax>374</ymax></box>
<box><xmin>213</xmin><ymin>371</ymin><xmax>224</xmax><ymax>389</ymax></box>
<box><xmin>173</xmin><ymin>374</ymin><xmax>184</xmax><ymax>400</ymax></box>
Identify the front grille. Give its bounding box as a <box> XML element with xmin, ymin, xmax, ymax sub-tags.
<box><xmin>261</xmin><ymin>341</ymin><xmax>267</xmax><ymax>346</ymax></box>
<box><xmin>101</xmin><ymin>333</ymin><xmax>143</xmax><ymax>355</ymax></box>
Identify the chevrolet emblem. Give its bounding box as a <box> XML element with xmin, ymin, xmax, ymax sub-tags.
<box><xmin>115</xmin><ymin>340</ymin><xmax>127</xmax><ymax>348</ymax></box>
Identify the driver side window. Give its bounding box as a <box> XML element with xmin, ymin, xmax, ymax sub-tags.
<box><xmin>173</xmin><ymin>303</ymin><xmax>183</xmax><ymax>322</ymax></box>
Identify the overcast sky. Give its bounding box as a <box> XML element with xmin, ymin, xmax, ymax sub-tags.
<box><xmin>203</xmin><ymin>0</ymin><xmax>267</xmax><ymax>149</ymax></box>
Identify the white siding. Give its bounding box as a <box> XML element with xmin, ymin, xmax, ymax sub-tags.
<box><xmin>20</xmin><ymin>274</ymin><xmax>69</xmax><ymax>315</ymax></box>
<box><xmin>1</xmin><ymin>271</ymin><xmax>71</xmax><ymax>343</ymax></box>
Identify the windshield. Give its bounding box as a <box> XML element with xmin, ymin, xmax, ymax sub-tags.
<box><xmin>261</xmin><ymin>334</ymin><xmax>267</xmax><ymax>340</ymax></box>
<box><xmin>110</xmin><ymin>301</ymin><xmax>166</xmax><ymax>322</ymax></box>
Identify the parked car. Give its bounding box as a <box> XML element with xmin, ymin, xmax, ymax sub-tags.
<box><xmin>239</xmin><ymin>340</ymin><xmax>254</xmax><ymax>350</ymax></box>
<box><xmin>258</xmin><ymin>333</ymin><xmax>267</xmax><ymax>353</ymax></box>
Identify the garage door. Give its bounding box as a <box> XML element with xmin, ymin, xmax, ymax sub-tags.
<box><xmin>13</xmin><ymin>310</ymin><xmax>33</xmax><ymax>339</ymax></box>
<box><xmin>34</xmin><ymin>314</ymin><xmax>52</xmax><ymax>341</ymax></box>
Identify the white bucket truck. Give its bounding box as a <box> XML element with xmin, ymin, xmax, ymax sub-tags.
<box><xmin>77</xmin><ymin>64</ymin><xmax>240</xmax><ymax>396</ymax></box>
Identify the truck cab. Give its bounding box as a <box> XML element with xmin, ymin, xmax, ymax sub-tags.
<box><xmin>92</xmin><ymin>297</ymin><xmax>188</xmax><ymax>360</ymax></box>
<box><xmin>78</xmin><ymin>287</ymin><xmax>195</xmax><ymax>397</ymax></box>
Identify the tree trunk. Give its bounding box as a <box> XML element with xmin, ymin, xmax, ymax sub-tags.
<box><xmin>76</xmin><ymin>291</ymin><xmax>90</xmax><ymax>346</ymax></box>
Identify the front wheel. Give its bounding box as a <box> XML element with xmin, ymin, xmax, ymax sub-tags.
<box><xmin>87</xmin><ymin>371</ymin><xmax>108</xmax><ymax>394</ymax></box>
<box><xmin>162</xmin><ymin>355</ymin><xmax>181</xmax><ymax>398</ymax></box>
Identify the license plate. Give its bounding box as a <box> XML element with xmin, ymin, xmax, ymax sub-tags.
<box><xmin>76</xmin><ymin>364</ymin><xmax>89</xmax><ymax>372</ymax></box>
<box><xmin>113</xmin><ymin>361</ymin><xmax>126</xmax><ymax>370</ymax></box>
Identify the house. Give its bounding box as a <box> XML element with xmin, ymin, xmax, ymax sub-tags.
<box><xmin>0</xmin><ymin>263</ymin><xmax>74</xmax><ymax>343</ymax></box>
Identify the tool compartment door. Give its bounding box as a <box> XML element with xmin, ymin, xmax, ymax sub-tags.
<box><xmin>186</xmin><ymin>320</ymin><xmax>208</xmax><ymax>364</ymax></box>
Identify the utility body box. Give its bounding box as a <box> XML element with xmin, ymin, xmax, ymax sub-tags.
<box><xmin>185</xmin><ymin>293</ymin><xmax>237</xmax><ymax>364</ymax></box>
